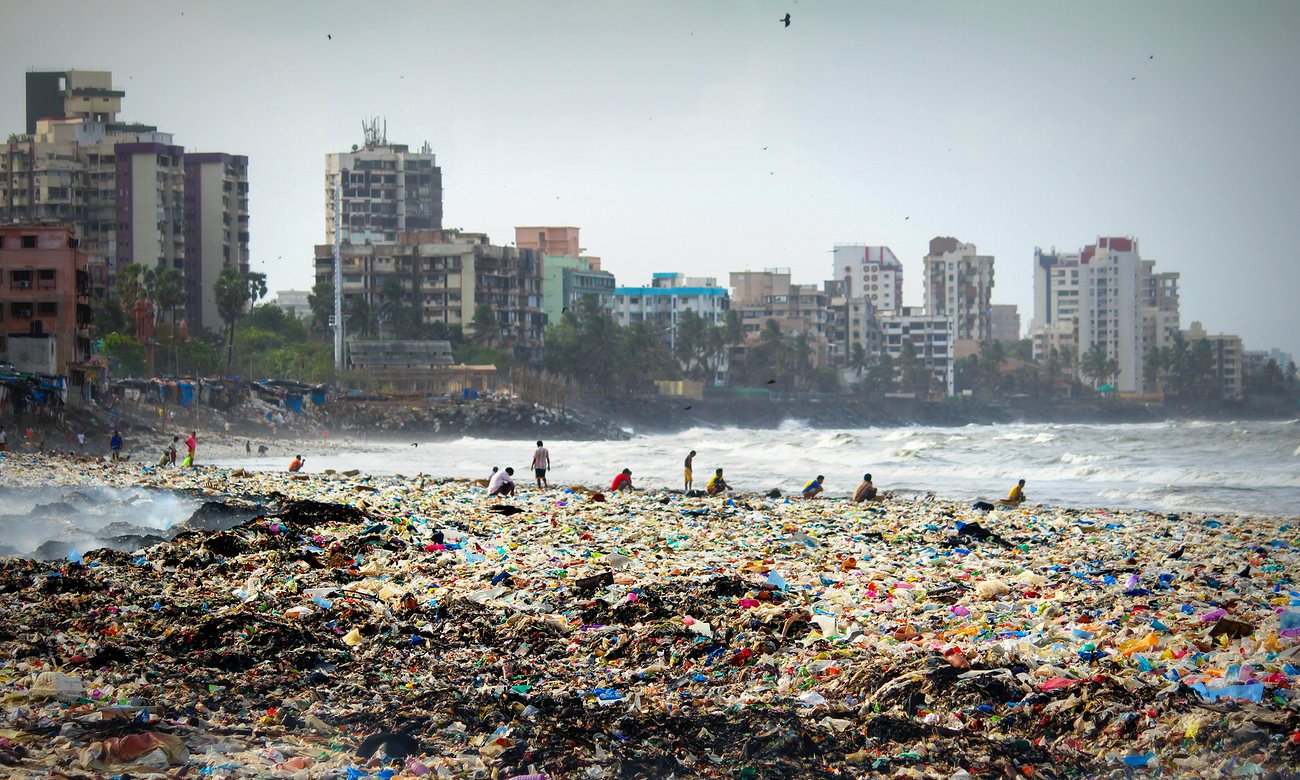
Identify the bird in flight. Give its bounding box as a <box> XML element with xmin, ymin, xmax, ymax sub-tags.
<box><xmin>780</xmin><ymin>12</ymin><xmax>791</xmax><ymax>27</ymax></box>
<box><xmin>327</xmin><ymin>34</ymin><xmax>332</xmax><ymax>40</ymax></box>
<box><xmin>765</xmin><ymin>378</ymin><xmax>778</xmax><ymax>385</ymax></box>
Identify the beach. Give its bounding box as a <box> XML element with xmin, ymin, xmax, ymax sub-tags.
<box><xmin>0</xmin><ymin>452</ymin><xmax>1297</xmax><ymax>778</ymax></box>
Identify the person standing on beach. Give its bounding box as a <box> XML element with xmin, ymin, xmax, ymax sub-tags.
<box><xmin>110</xmin><ymin>431</ymin><xmax>123</xmax><ymax>461</ymax></box>
<box><xmin>168</xmin><ymin>436</ymin><xmax>178</xmax><ymax>465</ymax></box>
<box><xmin>684</xmin><ymin>450</ymin><xmax>696</xmax><ymax>492</ymax></box>
<box><xmin>76</xmin><ymin>431</ymin><xmax>85</xmax><ymax>452</ymax></box>
<box><xmin>0</xmin><ymin>427</ymin><xmax>6</xmax><ymax>452</ymax></box>
<box><xmin>185</xmin><ymin>431</ymin><xmax>197</xmax><ymax>465</ymax></box>
<box><xmin>532</xmin><ymin>441</ymin><xmax>550</xmax><ymax>489</ymax></box>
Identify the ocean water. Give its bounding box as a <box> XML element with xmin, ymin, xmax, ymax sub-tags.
<box><xmin>212</xmin><ymin>419</ymin><xmax>1300</xmax><ymax>518</ymax></box>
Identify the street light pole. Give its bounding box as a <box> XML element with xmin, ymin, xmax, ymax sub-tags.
<box><xmin>333</xmin><ymin>184</ymin><xmax>344</xmax><ymax>377</ymax></box>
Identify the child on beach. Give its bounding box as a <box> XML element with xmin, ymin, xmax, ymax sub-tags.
<box><xmin>684</xmin><ymin>450</ymin><xmax>696</xmax><ymax>492</ymax></box>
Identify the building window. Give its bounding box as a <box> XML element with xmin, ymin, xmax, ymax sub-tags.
<box><xmin>37</xmin><ymin>301</ymin><xmax>58</xmax><ymax>317</ymax></box>
<box><xmin>21</xmin><ymin>235</ymin><xmax>37</xmax><ymax>249</ymax></box>
<box><xmin>11</xmin><ymin>302</ymin><xmax>34</xmax><ymax>319</ymax></box>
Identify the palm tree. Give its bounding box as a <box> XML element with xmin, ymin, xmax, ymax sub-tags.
<box><xmin>152</xmin><ymin>267</ymin><xmax>184</xmax><ymax>375</ymax></box>
<box><xmin>214</xmin><ymin>267</ymin><xmax>268</xmax><ymax>373</ymax></box>
<box><xmin>469</xmin><ymin>303</ymin><xmax>501</xmax><ymax>348</ymax></box>
<box><xmin>1080</xmin><ymin>344</ymin><xmax>1111</xmax><ymax>389</ymax></box>
<box><xmin>847</xmin><ymin>342</ymin><xmax>868</xmax><ymax>381</ymax></box>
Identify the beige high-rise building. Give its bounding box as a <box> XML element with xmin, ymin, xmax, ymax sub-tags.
<box><xmin>2</xmin><ymin>70</ymin><xmax>248</xmax><ymax>329</ymax></box>
<box><xmin>184</xmin><ymin>154</ymin><xmax>250</xmax><ymax>330</ymax></box>
<box><xmin>729</xmin><ymin>269</ymin><xmax>831</xmax><ymax>368</ymax></box>
<box><xmin>1184</xmin><ymin>321</ymin><xmax>1243</xmax><ymax>399</ymax></box>
<box><xmin>325</xmin><ymin>124</ymin><xmax>442</xmax><ymax>245</ymax></box>
<box><xmin>923</xmin><ymin>236</ymin><xmax>995</xmax><ymax>348</ymax></box>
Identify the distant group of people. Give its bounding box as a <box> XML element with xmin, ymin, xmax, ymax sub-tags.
<box><xmin>153</xmin><ymin>431</ymin><xmax>197</xmax><ymax>467</ymax></box>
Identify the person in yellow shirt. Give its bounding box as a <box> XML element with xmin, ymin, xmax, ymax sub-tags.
<box><xmin>996</xmin><ymin>479</ymin><xmax>1026</xmax><ymax>507</ymax></box>
<box><xmin>705</xmin><ymin>468</ymin><xmax>731</xmax><ymax>495</ymax></box>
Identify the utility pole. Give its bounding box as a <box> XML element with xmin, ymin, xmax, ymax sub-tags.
<box><xmin>333</xmin><ymin>185</ymin><xmax>344</xmax><ymax>377</ymax></box>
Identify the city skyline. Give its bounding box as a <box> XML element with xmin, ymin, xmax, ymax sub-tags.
<box><xmin>2</xmin><ymin>0</ymin><xmax>1298</xmax><ymax>358</ymax></box>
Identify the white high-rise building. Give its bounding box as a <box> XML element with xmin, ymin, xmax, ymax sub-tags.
<box><xmin>1029</xmin><ymin>248</ymin><xmax>1081</xmax><ymax>360</ymax></box>
<box><xmin>832</xmin><ymin>245</ymin><xmax>902</xmax><ymax>316</ymax></box>
<box><xmin>923</xmin><ymin>236</ymin><xmax>995</xmax><ymax>346</ymax></box>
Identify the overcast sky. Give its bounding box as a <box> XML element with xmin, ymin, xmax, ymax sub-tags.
<box><xmin>5</xmin><ymin>1</ymin><xmax>1299</xmax><ymax>358</ymax></box>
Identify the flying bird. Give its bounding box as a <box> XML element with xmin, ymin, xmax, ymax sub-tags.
<box><xmin>1149</xmin><ymin>54</ymin><xmax>1154</xmax><ymax>59</ymax></box>
<box><xmin>681</xmin><ymin>405</ymin><xmax>692</xmax><ymax>410</ymax></box>
<box><xmin>905</xmin><ymin>216</ymin><xmax>910</xmax><ymax>220</ymax></box>
<box><xmin>765</xmin><ymin>379</ymin><xmax>777</xmax><ymax>385</ymax></box>
<box><xmin>411</xmin><ymin>442</ymin><xmax>419</xmax><ymax>447</ymax></box>
<box><xmin>780</xmin><ymin>12</ymin><xmax>791</xmax><ymax>27</ymax></box>
<box><xmin>327</xmin><ymin>34</ymin><xmax>332</xmax><ymax>40</ymax></box>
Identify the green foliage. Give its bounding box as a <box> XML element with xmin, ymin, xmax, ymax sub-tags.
<box><xmin>243</xmin><ymin>303</ymin><xmax>308</xmax><ymax>342</ymax></box>
<box><xmin>308</xmin><ymin>281</ymin><xmax>335</xmax><ymax>333</ymax></box>
<box><xmin>102</xmin><ymin>332</ymin><xmax>147</xmax><ymax>377</ymax></box>
<box><xmin>92</xmin><ymin>298</ymin><xmax>129</xmax><ymax>339</ymax></box>
<box><xmin>214</xmin><ymin>267</ymin><xmax>268</xmax><ymax>372</ymax></box>
<box><xmin>542</xmin><ymin>296</ymin><xmax>678</xmax><ymax>394</ymax></box>
<box><xmin>453</xmin><ymin>344</ymin><xmax>515</xmax><ymax>370</ymax></box>
<box><xmin>469</xmin><ymin>303</ymin><xmax>502</xmax><ymax>348</ymax></box>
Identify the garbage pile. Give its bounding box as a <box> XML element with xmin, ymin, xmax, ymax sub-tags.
<box><xmin>0</xmin><ymin>456</ymin><xmax>1297</xmax><ymax>778</ymax></box>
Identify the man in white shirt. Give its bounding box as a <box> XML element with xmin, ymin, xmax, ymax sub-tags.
<box><xmin>531</xmin><ymin>441</ymin><xmax>550</xmax><ymax>489</ymax></box>
<box><xmin>488</xmin><ymin>467</ymin><xmax>516</xmax><ymax>497</ymax></box>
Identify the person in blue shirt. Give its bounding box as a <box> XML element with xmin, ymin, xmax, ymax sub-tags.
<box><xmin>801</xmin><ymin>475</ymin><xmax>825</xmax><ymax>499</ymax></box>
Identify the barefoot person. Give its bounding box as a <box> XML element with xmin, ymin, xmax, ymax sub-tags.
<box><xmin>610</xmin><ymin>468</ymin><xmax>634</xmax><ymax>492</ymax></box>
<box><xmin>488</xmin><ymin>467</ymin><xmax>516</xmax><ymax>498</ymax></box>
<box><xmin>801</xmin><ymin>475</ymin><xmax>825</xmax><ymax>499</ymax></box>
<box><xmin>684</xmin><ymin>450</ymin><xmax>696</xmax><ymax>492</ymax></box>
<box><xmin>852</xmin><ymin>473</ymin><xmax>879</xmax><ymax>502</ymax></box>
<box><xmin>705</xmin><ymin>468</ymin><xmax>731</xmax><ymax>496</ymax></box>
<box><xmin>288</xmin><ymin>454</ymin><xmax>305</xmax><ymax>473</ymax></box>
<box><xmin>996</xmin><ymin>479</ymin><xmax>1027</xmax><ymax>507</ymax></box>
<box><xmin>531</xmin><ymin>441</ymin><xmax>550</xmax><ymax>489</ymax></box>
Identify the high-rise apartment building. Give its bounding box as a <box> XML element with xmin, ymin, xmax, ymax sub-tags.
<box><xmin>612</xmin><ymin>274</ymin><xmax>729</xmax><ymax>383</ymax></box>
<box><xmin>881</xmin><ymin>307</ymin><xmax>954</xmax><ymax>397</ymax></box>
<box><xmin>1184</xmin><ymin>321</ymin><xmax>1243</xmax><ymax>399</ymax></box>
<box><xmin>990</xmin><ymin>304</ymin><xmax>1021</xmax><ymax>344</ymax></box>
<box><xmin>923</xmin><ymin>236</ymin><xmax>995</xmax><ymax>347</ymax></box>
<box><xmin>729</xmin><ymin>269</ymin><xmax>831</xmax><ymax>368</ymax></box>
<box><xmin>514</xmin><ymin>226</ymin><xmax>614</xmax><ymax>324</ymax></box>
<box><xmin>541</xmin><ymin>255</ymin><xmax>615</xmax><ymax>324</ymax></box>
<box><xmin>183</xmin><ymin>153</ymin><xmax>250</xmax><ymax>330</ymax></box>
<box><xmin>325</xmin><ymin>126</ymin><xmax>442</xmax><ymax>245</ymax></box>
<box><xmin>2</xmin><ymin>69</ymin><xmax>248</xmax><ymax>328</ymax></box>
<box><xmin>313</xmin><ymin>230</ymin><xmax>545</xmax><ymax>363</ymax></box>
<box><xmin>115</xmin><ymin>142</ymin><xmax>186</xmax><ymax>273</ymax></box>
<box><xmin>832</xmin><ymin>245</ymin><xmax>902</xmax><ymax>316</ymax></box>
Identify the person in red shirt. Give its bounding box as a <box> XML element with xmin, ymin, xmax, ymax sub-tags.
<box><xmin>610</xmin><ymin>468</ymin><xmax>634</xmax><ymax>492</ymax></box>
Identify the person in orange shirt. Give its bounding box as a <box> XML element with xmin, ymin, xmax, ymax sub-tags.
<box><xmin>288</xmin><ymin>454</ymin><xmax>305</xmax><ymax>472</ymax></box>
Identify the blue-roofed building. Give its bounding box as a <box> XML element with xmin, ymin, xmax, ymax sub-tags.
<box><xmin>613</xmin><ymin>273</ymin><xmax>730</xmax><ymax>385</ymax></box>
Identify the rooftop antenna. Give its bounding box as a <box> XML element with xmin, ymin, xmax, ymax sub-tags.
<box><xmin>361</xmin><ymin>116</ymin><xmax>387</xmax><ymax>147</ymax></box>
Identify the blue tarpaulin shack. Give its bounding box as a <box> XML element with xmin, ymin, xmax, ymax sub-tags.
<box><xmin>284</xmin><ymin>393</ymin><xmax>304</xmax><ymax>414</ymax></box>
<box><xmin>177</xmin><ymin>381</ymin><xmax>194</xmax><ymax>406</ymax></box>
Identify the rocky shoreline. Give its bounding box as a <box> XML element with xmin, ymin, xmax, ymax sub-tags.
<box><xmin>0</xmin><ymin>455</ymin><xmax>1295</xmax><ymax>777</ymax></box>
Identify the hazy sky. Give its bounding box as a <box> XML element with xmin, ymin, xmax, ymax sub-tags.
<box><xmin>5</xmin><ymin>1</ymin><xmax>1299</xmax><ymax>358</ymax></box>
